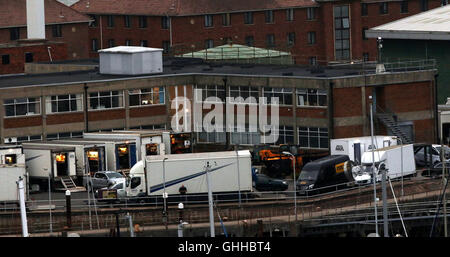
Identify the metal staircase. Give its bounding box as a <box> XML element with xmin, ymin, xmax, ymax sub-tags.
<box><xmin>59</xmin><ymin>176</ymin><xmax>86</xmax><ymax>192</ymax></box>
<box><xmin>375</xmin><ymin>107</ymin><xmax>413</xmax><ymax>144</ymax></box>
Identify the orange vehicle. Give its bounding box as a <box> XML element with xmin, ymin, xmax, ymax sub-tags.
<box><xmin>258</xmin><ymin>145</ymin><xmax>303</xmax><ymax>178</ymax></box>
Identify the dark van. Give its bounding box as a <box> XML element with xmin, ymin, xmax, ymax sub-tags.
<box><xmin>296</xmin><ymin>155</ymin><xmax>353</xmax><ymax>194</ymax></box>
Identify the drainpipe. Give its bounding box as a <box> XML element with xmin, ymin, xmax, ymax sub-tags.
<box><xmin>435</xmin><ymin>73</ymin><xmax>440</xmax><ymax>144</ymax></box>
<box><xmin>328</xmin><ymin>81</ymin><xmax>334</xmax><ymax>146</ymax></box>
<box><xmin>84</xmin><ymin>84</ymin><xmax>89</xmax><ymax>132</ymax></box>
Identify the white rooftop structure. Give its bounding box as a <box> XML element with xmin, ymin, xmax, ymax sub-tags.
<box><xmin>98</xmin><ymin>46</ymin><xmax>163</xmax><ymax>75</ymax></box>
<box><xmin>366</xmin><ymin>5</ymin><xmax>450</xmax><ymax>40</ymax></box>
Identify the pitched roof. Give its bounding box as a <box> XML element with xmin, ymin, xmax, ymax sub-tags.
<box><xmin>0</xmin><ymin>0</ymin><xmax>91</xmax><ymax>28</ymax></box>
<box><xmin>366</xmin><ymin>5</ymin><xmax>450</xmax><ymax>40</ymax></box>
<box><xmin>72</xmin><ymin>0</ymin><xmax>318</xmax><ymax>16</ymax></box>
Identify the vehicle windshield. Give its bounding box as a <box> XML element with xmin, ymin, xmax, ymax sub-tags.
<box><xmin>299</xmin><ymin>168</ymin><xmax>318</xmax><ymax>181</ymax></box>
<box><xmin>435</xmin><ymin>146</ymin><xmax>450</xmax><ymax>156</ymax></box>
<box><xmin>106</xmin><ymin>173</ymin><xmax>124</xmax><ymax>179</ymax></box>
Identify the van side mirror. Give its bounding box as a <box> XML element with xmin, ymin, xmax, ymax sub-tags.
<box><xmin>126</xmin><ymin>178</ymin><xmax>130</xmax><ymax>187</ymax></box>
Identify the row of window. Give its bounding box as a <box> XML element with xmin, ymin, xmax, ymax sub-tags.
<box><xmin>203</xmin><ymin>32</ymin><xmax>316</xmax><ymax>49</ymax></box>
<box><xmin>2</xmin><ymin>53</ymin><xmax>34</xmax><ymax>65</ymax></box>
<box><xmin>205</xmin><ymin>8</ymin><xmax>317</xmax><ymax>27</ymax></box>
<box><xmin>3</xmin><ymin>87</ymin><xmax>165</xmax><ymax>117</ymax></box>
<box><xmin>90</xmin><ymin>15</ymin><xmax>170</xmax><ymax>29</ymax></box>
<box><xmin>197</xmin><ymin>125</ymin><xmax>329</xmax><ymax>149</ymax></box>
<box><xmin>361</xmin><ymin>0</ymin><xmax>436</xmax><ymax>16</ymax></box>
<box><xmin>9</xmin><ymin>25</ymin><xmax>62</xmax><ymax>41</ymax></box>
<box><xmin>194</xmin><ymin>85</ymin><xmax>327</xmax><ymax>106</ymax></box>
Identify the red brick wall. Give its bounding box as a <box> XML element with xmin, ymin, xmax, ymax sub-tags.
<box><xmin>334</xmin><ymin>125</ymin><xmax>364</xmax><ymax>138</ymax></box>
<box><xmin>332</xmin><ymin>87</ymin><xmax>363</xmax><ymax>117</ymax></box>
<box><xmin>88</xmin><ymin>109</ymin><xmax>125</xmax><ymax>121</ymax></box>
<box><xmin>0</xmin><ymin>42</ymin><xmax>68</xmax><ymax>74</ymax></box>
<box><xmin>296</xmin><ymin>107</ymin><xmax>327</xmax><ymax>118</ymax></box>
<box><xmin>380</xmin><ymin>81</ymin><xmax>433</xmax><ymax>113</ymax></box>
<box><xmin>0</xmin><ymin>23</ymin><xmax>89</xmax><ymax>60</ymax></box>
<box><xmin>3</xmin><ymin>116</ymin><xmax>42</xmax><ymax>129</ymax></box>
<box><xmin>129</xmin><ymin>105</ymin><xmax>167</xmax><ymax>118</ymax></box>
<box><xmin>47</xmin><ymin>112</ymin><xmax>84</xmax><ymax>125</ymax></box>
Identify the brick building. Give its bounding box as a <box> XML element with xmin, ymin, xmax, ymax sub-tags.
<box><xmin>0</xmin><ymin>55</ymin><xmax>438</xmax><ymax>150</ymax></box>
<box><xmin>72</xmin><ymin>0</ymin><xmax>445</xmax><ymax>64</ymax></box>
<box><xmin>0</xmin><ymin>0</ymin><xmax>91</xmax><ymax>74</ymax></box>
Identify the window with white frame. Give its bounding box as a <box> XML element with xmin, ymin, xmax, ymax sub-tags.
<box><xmin>129</xmin><ymin>87</ymin><xmax>165</xmax><ymax>106</ymax></box>
<box><xmin>286</xmin><ymin>8</ymin><xmax>294</xmax><ymax>21</ymax></box>
<box><xmin>296</xmin><ymin>89</ymin><xmax>327</xmax><ymax>107</ymax></box>
<box><xmin>17</xmin><ymin>135</ymin><xmax>42</xmax><ymax>143</ymax></box>
<box><xmin>263</xmin><ymin>87</ymin><xmax>293</xmax><ymax>105</ymax></box>
<box><xmin>46</xmin><ymin>94</ymin><xmax>82</xmax><ymax>114</ymax></box>
<box><xmin>229</xmin><ymin>86</ymin><xmax>259</xmax><ymax>103</ymax></box>
<box><xmin>307</xmin><ymin>8</ymin><xmax>316</xmax><ymax>20</ymax></box>
<box><xmin>195</xmin><ymin>85</ymin><xmax>225</xmax><ymax>102</ymax></box>
<box><xmin>89</xmin><ymin>91</ymin><xmax>124</xmax><ymax>110</ymax></box>
<box><xmin>204</xmin><ymin>14</ymin><xmax>213</xmax><ymax>27</ymax></box>
<box><xmin>298</xmin><ymin>127</ymin><xmax>328</xmax><ymax>149</ymax></box>
<box><xmin>4</xmin><ymin>97</ymin><xmax>41</xmax><ymax>117</ymax></box>
<box><xmin>47</xmin><ymin>131</ymin><xmax>83</xmax><ymax>140</ymax></box>
<box><xmin>334</xmin><ymin>5</ymin><xmax>351</xmax><ymax>60</ymax></box>
<box><xmin>130</xmin><ymin>124</ymin><xmax>167</xmax><ymax>130</ymax></box>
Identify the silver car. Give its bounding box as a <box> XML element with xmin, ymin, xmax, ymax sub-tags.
<box><xmin>84</xmin><ymin>171</ymin><xmax>125</xmax><ymax>190</ymax></box>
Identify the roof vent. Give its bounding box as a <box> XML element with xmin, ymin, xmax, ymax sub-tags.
<box><xmin>98</xmin><ymin>46</ymin><xmax>163</xmax><ymax>75</ymax></box>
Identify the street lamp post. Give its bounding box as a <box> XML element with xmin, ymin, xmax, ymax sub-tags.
<box><xmin>369</xmin><ymin>96</ymin><xmax>379</xmax><ymax>236</ymax></box>
<box><xmin>282</xmin><ymin>151</ymin><xmax>297</xmax><ymax>231</ymax></box>
<box><xmin>162</xmin><ymin>157</ymin><xmax>168</xmax><ymax>230</ymax></box>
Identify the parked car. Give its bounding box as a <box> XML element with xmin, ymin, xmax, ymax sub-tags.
<box><xmin>414</xmin><ymin>144</ymin><xmax>450</xmax><ymax>167</ymax></box>
<box><xmin>253</xmin><ymin>173</ymin><xmax>288</xmax><ymax>192</ymax></box>
<box><xmin>83</xmin><ymin>171</ymin><xmax>125</xmax><ymax>190</ymax></box>
<box><xmin>95</xmin><ymin>181</ymin><xmax>127</xmax><ymax>202</ymax></box>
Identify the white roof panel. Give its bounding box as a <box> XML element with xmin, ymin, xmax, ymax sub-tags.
<box><xmin>98</xmin><ymin>46</ymin><xmax>163</xmax><ymax>54</ymax></box>
<box><xmin>366</xmin><ymin>5</ymin><xmax>450</xmax><ymax>40</ymax></box>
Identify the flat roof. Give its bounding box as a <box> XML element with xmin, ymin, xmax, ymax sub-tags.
<box><xmin>0</xmin><ymin>58</ymin><xmax>378</xmax><ymax>89</ymax></box>
<box><xmin>98</xmin><ymin>46</ymin><xmax>163</xmax><ymax>54</ymax></box>
<box><xmin>367</xmin><ymin>5</ymin><xmax>450</xmax><ymax>40</ymax></box>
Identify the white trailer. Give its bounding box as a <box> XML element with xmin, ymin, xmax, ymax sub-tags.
<box><xmin>57</xmin><ymin>138</ymin><xmax>138</xmax><ymax>174</ymax></box>
<box><xmin>126</xmin><ymin>150</ymin><xmax>253</xmax><ymax>198</ymax></box>
<box><xmin>353</xmin><ymin>144</ymin><xmax>416</xmax><ymax>184</ymax></box>
<box><xmin>21</xmin><ymin>144</ymin><xmax>76</xmax><ymax>191</ymax></box>
<box><xmin>331</xmin><ymin>136</ymin><xmax>398</xmax><ymax>164</ymax></box>
<box><xmin>0</xmin><ymin>146</ymin><xmax>26</xmax><ymax>202</ymax></box>
<box><xmin>83</xmin><ymin>130</ymin><xmax>169</xmax><ymax>163</ymax></box>
<box><xmin>23</xmin><ymin>141</ymin><xmax>107</xmax><ymax>177</ymax></box>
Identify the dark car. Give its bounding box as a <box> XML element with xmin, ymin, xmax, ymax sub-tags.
<box><xmin>253</xmin><ymin>173</ymin><xmax>288</xmax><ymax>192</ymax></box>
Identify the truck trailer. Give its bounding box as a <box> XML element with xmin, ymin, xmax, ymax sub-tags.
<box><xmin>83</xmin><ymin>130</ymin><xmax>169</xmax><ymax>163</ymax></box>
<box><xmin>0</xmin><ymin>146</ymin><xmax>27</xmax><ymax>203</ymax></box>
<box><xmin>125</xmin><ymin>150</ymin><xmax>253</xmax><ymax>201</ymax></box>
<box><xmin>57</xmin><ymin>138</ymin><xmax>138</xmax><ymax>174</ymax></box>
<box><xmin>23</xmin><ymin>141</ymin><xmax>107</xmax><ymax>183</ymax></box>
<box><xmin>21</xmin><ymin>144</ymin><xmax>76</xmax><ymax>191</ymax></box>
<box><xmin>353</xmin><ymin>144</ymin><xmax>416</xmax><ymax>185</ymax></box>
<box><xmin>330</xmin><ymin>136</ymin><xmax>398</xmax><ymax>164</ymax></box>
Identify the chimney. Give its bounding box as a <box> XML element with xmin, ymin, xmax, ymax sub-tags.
<box><xmin>26</xmin><ymin>0</ymin><xmax>46</xmax><ymax>40</ymax></box>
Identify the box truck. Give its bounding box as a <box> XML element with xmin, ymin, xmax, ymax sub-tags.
<box><xmin>0</xmin><ymin>146</ymin><xmax>27</xmax><ymax>203</ymax></box>
<box><xmin>21</xmin><ymin>144</ymin><xmax>77</xmax><ymax>191</ymax></box>
<box><xmin>353</xmin><ymin>144</ymin><xmax>416</xmax><ymax>185</ymax></box>
<box><xmin>125</xmin><ymin>150</ymin><xmax>253</xmax><ymax>201</ymax></box>
<box><xmin>330</xmin><ymin>136</ymin><xmax>398</xmax><ymax>164</ymax></box>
